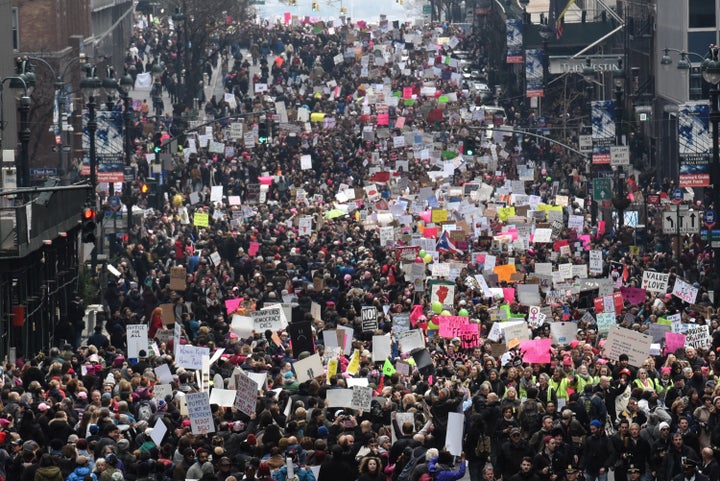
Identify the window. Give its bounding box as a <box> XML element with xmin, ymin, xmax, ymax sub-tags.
<box><xmin>689</xmin><ymin>0</ymin><xmax>715</xmax><ymax>28</ymax></box>
<box><xmin>11</xmin><ymin>7</ymin><xmax>18</xmax><ymax>50</ymax></box>
<box><xmin>688</xmin><ymin>31</ymin><xmax>718</xmax><ymax>61</ymax></box>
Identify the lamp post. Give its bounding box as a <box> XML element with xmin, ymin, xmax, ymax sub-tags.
<box><xmin>118</xmin><ymin>70</ymin><xmax>136</xmax><ymax>239</ymax></box>
<box><xmin>80</xmin><ymin>63</ymin><xmax>101</xmax><ymax>192</ymax></box>
<box><xmin>172</xmin><ymin>7</ymin><xmax>186</xmax><ymax>109</ymax></box>
<box><xmin>612</xmin><ymin>69</ymin><xmax>629</xmax><ymax>228</ymax></box>
<box><xmin>583</xmin><ymin>58</ymin><xmax>599</xmax><ymax>225</ymax></box>
<box><xmin>701</xmin><ymin>45</ymin><xmax>720</xmax><ymax>306</ymax></box>
<box><xmin>0</xmin><ymin>75</ymin><xmax>32</xmax><ymax>188</ymax></box>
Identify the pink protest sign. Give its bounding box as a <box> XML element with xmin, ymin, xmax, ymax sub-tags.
<box><xmin>520</xmin><ymin>338</ymin><xmax>552</xmax><ymax>364</ymax></box>
<box><xmin>620</xmin><ymin>287</ymin><xmax>646</xmax><ymax>305</ymax></box>
<box><xmin>502</xmin><ymin>288</ymin><xmax>516</xmax><ymax>304</ymax></box>
<box><xmin>248</xmin><ymin>241</ymin><xmax>260</xmax><ymax>256</ymax></box>
<box><xmin>225</xmin><ymin>298</ymin><xmax>241</xmax><ymax>315</ymax></box>
<box><xmin>438</xmin><ymin>316</ymin><xmax>469</xmax><ymax>338</ymax></box>
<box><xmin>403</xmin><ymin>87</ymin><xmax>413</xmax><ymax>99</ymax></box>
<box><xmin>377</xmin><ymin>113</ymin><xmax>389</xmax><ymax>125</ymax></box>
<box><xmin>460</xmin><ymin>323</ymin><xmax>479</xmax><ymax>349</ymax></box>
<box><xmin>664</xmin><ymin>332</ymin><xmax>686</xmax><ymax>355</ymax></box>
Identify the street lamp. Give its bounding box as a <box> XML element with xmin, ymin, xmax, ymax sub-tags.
<box><xmin>702</xmin><ymin>45</ymin><xmax>720</xmax><ymax>306</ymax></box>
<box><xmin>612</xmin><ymin>68</ymin><xmax>629</xmax><ymax>227</ymax></box>
<box><xmin>80</xmin><ymin>61</ymin><xmax>101</xmax><ymax>192</ymax></box>
<box><xmin>0</xmin><ymin>68</ymin><xmax>33</xmax><ymax>188</ymax></box>
<box><xmin>172</xmin><ymin>7</ymin><xmax>186</xmax><ymax>108</ymax></box>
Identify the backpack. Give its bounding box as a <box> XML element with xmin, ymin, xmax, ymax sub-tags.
<box><xmin>474</xmin><ymin>433</ymin><xmax>492</xmax><ymax>461</ymax></box>
<box><xmin>397</xmin><ymin>447</ymin><xmax>425</xmax><ymax>481</ymax></box>
<box><xmin>519</xmin><ymin>400</ymin><xmax>543</xmax><ymax>435</ymax></box>
<box><xmin>136</xmin><ymin>400</ymin><xmax>154</xmax><ymax>422</ymax></box>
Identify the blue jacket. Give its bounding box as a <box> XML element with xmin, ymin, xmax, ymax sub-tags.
<box><xmin>428</xmin><ymin>457</ymin><xmax>466</xmax><ymax>481</ymax></box>
<box><xmin>272</xmin><ymin>464</ymin><xmax>316</xmax><ymax>481</ymax></box>
<box><xmin>68</xmin><ymin>466</ymin><xmax>98</xmax><ymax>481</ymax></box>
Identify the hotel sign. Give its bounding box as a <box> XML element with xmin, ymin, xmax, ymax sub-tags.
<box><xmin>548</xmin><ymin>56</ymin><xmax>624</xmax><ymax>75</ymax></box>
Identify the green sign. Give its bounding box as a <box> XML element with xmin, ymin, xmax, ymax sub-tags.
<box><xmin>593</xmin><ymin>178</ymin><xmax>612</xmax><ymax>201</ymax></box>
<box><xmin>423</xmin><ymin>5</ymin><xmax>432</xmax><ymax>14</ymax></box>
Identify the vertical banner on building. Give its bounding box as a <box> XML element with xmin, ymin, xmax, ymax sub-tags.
<box><xmin>678</xmin><ymin>102</ymin><xmax>710</xmax><ymax>187</ymax></box>
<box><xmin>81</xmin><ymin>110</ymin><xmax>125</xmax><ymax>182</ymax></box>
<box><xmin>506</xmin><ymin>19</ymin><xmax>523</xmax><ymax>64</ymax></box>
<box><xmin>591</xmin><ymin>100</ymin><xmax>615</xmax><ymax>165</ymax></box>
<box><xmin>525</xmin><ymin>49</ymin><xmax>544</xmax><ymax>98</ymax></box>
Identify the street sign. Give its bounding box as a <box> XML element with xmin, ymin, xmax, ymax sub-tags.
<box><xmin>701</xmin><ymin>229</ymin><xmax>720</xmax><ymax>248</ymax></box>
<box><xmin>663</xmin><ymin>208</ymin><xmax>700</xmax><ymax>235</ymax></box>
<box><xmin>593</xmin><ymin>178</ymin><xmax>612</xmax><ymax>202</ymax></box>
<box><xmin>704</xmin><ymin>210</ymin><xmax>716</xmax><ymax>230</ymax></box>
<box><xmin>671</xmin><ymin>188</ymin><xmax>684</xmax><ymax>204</ymax></box>
<box><xmin>610</xmin><ymin>145</ymin><xmax>630</xmax><ymax>166</ymax></box>
<box><xmin>423</xmin><ymin>5</ymin><xmax>432</xmax><ymax>14</ymax></box>
<box><xmin>578</xmin><ymin>135</ymin><xmax>592</xmax><ymax>153</ymax></box>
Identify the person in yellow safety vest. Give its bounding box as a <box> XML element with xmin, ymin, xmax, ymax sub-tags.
<box><xmin>518</xmin><ymin>366</ymin><xmax>537</xmax><ymax>399</ymax></box>
<box><xmin>538</xmin><ymin>372</ymin><xmax>558</xmax><ymax>406</ymax></box>
<box><xmin>632</xmin><ymin>368</ymin><xmax>657</xmax><ymax>393</ymax></box>
<box><xmin>655</xmin><ymin>366</ymin><xmax>674</xmax><ymax>402</ymax></box>
<box><xmin>573</xmin><ymin>364</ymin><xmax>594</xmax><ymax>395</ymax></box>
<box><xmin>549</xmin><ymin>366</ymin><xmax>571</xmax><ymax>405</ymax></box>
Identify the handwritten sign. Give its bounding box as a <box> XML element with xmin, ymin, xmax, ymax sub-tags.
<box><xmin>672</xmin><ymin>278</ymin><xmax>698</xmax><ymax>304</ymax></box>
<box><xmin>176</xmin><ymin>345</ymin><xmax>210</xmax><ymax>370</ymax></box>
<box><xmin>685</xmin><ymin>325</ymin><xmax>711</xmax><ymax>350</ymax></box>
<box><xmin>595</xmin><ymin>312</ymin><xmax>616</xmax><ymax>334</ymax></box>
<box><xmin>126</xmin><ymin>324</ymin><xmax>148</xmax><ymax>359</ymax></box>
<box><xmin>604</xmin><ymin>325</ymin><xmax>652</xmax><ymax>367</ymax></box>
<box><xmin>233</xmin><ymin>371</ymin><xmax>259</xmax><ymax>416</ymax></box>
<box><xmin>251</xmin><ymin>306</ymin><xmax>287</xmax><ymax>331</ymax></box>
<box><xmin>293</xmin><ymin>353</ymin><xmax>323</xmax><ymax>383</ymax></box>
<box><xmin>642</xmin><ymin>271</ymin><xmax>670</xmax><ymax>294</ymax></box>
<box><xmin>589</xmin><ymin>250</ymin><xmax>603</xmax><ymax>275</ymax></box>
<box><xmin>351</xmin><ymin>386</ymin><xmax>373</xmax><ymax>411</ymax></box>
<box><xmin>194</xmin><ymin>212</ymin><xmax>209</xmax><ymax>227</ymax></box>
<box><xmin>186</xmin><ymin>391</ymin><xmax>215</xmax><ymax>435</ymax></box>
<box><xmin>438</xmin><ymin>316</ymin><xmax>469</xmax><ymax>338</ymax></box>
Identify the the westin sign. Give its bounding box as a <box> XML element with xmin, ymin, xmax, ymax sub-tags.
<box><xmin>548</xmin><ymin>56</ymin><xmax>623</xmax><ymax>75</ymax></box>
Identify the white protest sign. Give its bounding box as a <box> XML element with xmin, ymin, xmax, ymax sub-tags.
<box><xmin>209</xmin><ymin>389</ymin><xmax>238</xmax><ymax>407</ymax></box>
<box><xmin>685</xmin><ymin>325</ymin><xmax>711</xmax><ymax>350</ymax></box>
<box><xmin>231</xmin><ymin>315</ymin><xmax>254</xmax><ymax>338</ymax></box>
<box><xmin>351</xmin><ymin>386</ymin><xmax>373</xmax><ymax>411</ymax></box>
<box><xmin>642</xmin><ymin>271</ymin><xmax>670</xmax><ymax>294</ymax></box>
<box><xmin>186</xmin><ymin>391</ymin><xmax>215</xmax><ymax>434</ymax></box>
<box><xmin>150</xmin><ymin>417</ymin><xmax>167</xmax><ymax>446</ymax></box>
<box><xmin>549</xmin><ymin>322</ymin><xmax>577</xmax><ymax>345</ymax></box>
<box><xmin>445</xmin><ymin>412</ymin><xmax>464</xmax><ymax>456</ymax></box>
<box><xmin>326</xmin><ymin>388</ymin><xmax>353</xmax><ymax>408</ymax></box>
<box><xmin>604</xmin><ymin>325</ymin><xmax>652</xmax><ymax>367</ymax></box>
<box><xmin>589</xmin><ymin>251</ymin><xmax>603</xmax><ymax>275</ymax></box>
<box><xmin>251</xmin><ymin>306</ymin><xmax>288</xmax><ymax>331</ymax></box>
<box><xmin>301</xmin><ymin>154</ymin><xmax>312</xmax><ymax>170</ymax></box>
<box><xmin>154</xmin><ymin>364</ymin><xmax>174</xmax><ymax>384</ymax></box>
<box><xmin>210</xmin><ymin>185</ymin><xmax>223</xmax><ymax>202</ymax></box>
<box><xmin>233</xmin><ymin>371</ymin><xmax>259</xmax><ymax>416</ymax></box>
<box><xmin>293</xmin><ymin>353</ymin><xmax>323</xmax><ymax>383</ymax></box>
<box><xmin>153</xmin><ymin>383</ymin><xmax>173</xmax><ymax>402</ymax></box>
<box><xmin>372</xmin><ymin>335</ymin><xmax>392</xmax><ymax>362</ymax></box>
<box><xmin>126</xmin><ymin>324</ymin><xmax>148</xmax><ymax>359</ymax></box>
<box><xmin>298</xmin><ymin>216</ymin><xmax>313</xmax><ymax>237</ymax></box>
<box><xmin>672</xmin><ymin>278</ymin><xmax>698</xmax><ymax>304</ymax></box>
<box><xmin>396</xmin><ymin>329</ymin><xmax>425</xmax><ymax>353</ymax></box>
<box><xmin>176</xmin><ymin>345</ymin><xmax>210</xmax><ymax>370</ymax></box>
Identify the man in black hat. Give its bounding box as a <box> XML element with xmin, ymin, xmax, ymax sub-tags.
<box><xmin>559</xmin><ymin>464</ymin><xmax>580</xmax><ymax>481</ymax></box>
<box><xmin>626</xmin><ymin>464</ymin><xmax>641</xmax><ymax>481</ymax></box>
<box><xmin>673</xmin><ymin>458</ymin><xmax>710</xmax><ymax>481</ymax></box>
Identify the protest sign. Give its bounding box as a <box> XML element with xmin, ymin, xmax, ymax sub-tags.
<box><xmin>392</xmin><ymin>313</ymin><xmax>410</xmax><ymax>332</ymax></box>
<box><xmin>665</xmin><ymin>332</ymin><xmax>687</xmax><ymax>354</ymax></box>
<box><xmin>372</xmin><ymin>335</ymin><xmax>392</xmax><ymax>362</ymax></box>
<box><xmin>186</xmin><ymin>391</ymin><xmax>215</xmax><ymax>434</ymax></box>
<box><xmin>446</xmin><ymin>412</ymin><xmax>464</xmax><ymax>456</ymax></box>
<box><xmin>169</xmin><ymin>266</ymin><xmax>187</xmax><ymax>291</ymax></box>
<box><xmin>154</xmin><ymin>364</ymin><xmax>174</xmax><ymax>384</ymax></box>
<box><xmin>549</xmin><ymin>322</ymin><xmax>577</xmax><ymax>345</ymax></box>
<box><xmin>672</xmin><ymin>278</ymin><xmax>699</xmax><ymax>304</ymax></box>
<box><xmin>351</xmin><ymin>386</ymin><xmax>373</xmax><ymax>411</ymax></box>
<box><xmin>430</xmin><ymin>281</ymin><xmax>455</xmax><ymax>309</ymax></box>
<box><xmin>438</xmin><ymin>316</ymin><xmax>468</xmax><ymax>338</ymax></box>
<box><xmin>176</xmin><ymin>345</ymin><xmax>210</xmax><ymax>370</ymax></box>
<box><xmin>293</xmin><ymin>353</ymin><xmax>324</xmax><ymax>383</ymax></box>
<box><xmin>233</xmin><ymin>371</ymin><xmax>259</xmax><ymax>416</ymax></box>
<box><xmin>230</xmin><ymin>315</ymin><xmax>254</xmax><ymax>339</ymax></box>
<box><xmin>459</xmin><ymin>323</ymin><xmax>480</xmax><ymax>349</ymax></box>
<box><xmin>685</xmin><ymin>325</ymin><xmax>711</xmax><ymax>350</ymax></box>
<box><xmin>604</xmin><ymin>326</ymin><xmax>652</xmax><ymax>367</ymax></box>
<box><xmin>126</xmin><ymin>324</ymin><xmax>148</xmax><ymax>359</ymax></box>
<box><xmin>326</xmin><ymin>389</ymin><xmax>353</xmax><ymax>408</ymax></box>
<box><xmin>251</xmin><ymin>306</ymin><xmax>288</xmax><ymax>331</ymax></box>
<box><xmin>151</xmin><ymin>418</ymin><xmax>167</xmax><ymax>446</ymax></box>
<box><xmin>589</xmin><ymin>250</ymin><xmax>603</xmax><ymax>275</ymax></box>
<box><xmin>153</xmin><ymin>383</ymin><xmax>173</xmax><ymax>402</ymax></box>
<box><xmin>209</xmin><ymin>389</ymin><xmax>238</xmax><ymax>407</ymax></box>
<box><xmin>286</xmin><ymin>321</ymin><xmax>315</xmax><ymax>358</ymax></box>
<box><xmin>519</xmin><ymin>338</ymin><xmax>552</xmax><ymax>364</ymax></box>
<box><xmin>361</xmin><ymin>306</ymin><xmax>379</xmax><ymax>332</ymax></box>
<box><xmin>595</xmin><ymin>312</ymin><xmax>616</xmax><ymax>334</ymax></box>
<box><xmin>642</xmin><ymin>271</ymin><xmax>670</xmax><ymax>294</ymax></box>
<box><xmin>503</xmin><ymin>321</ymin><xmax>529</xmax><ymax>348</ymax></box>
<box><xmin>648</xmin><ymin>323</ymin><xmax>671</xmax><ymax>343</ymax></box>
<box><xmin>396</xmin><ymin>329</ymin><xmax>425</xmax><ymax>353</ymax></box>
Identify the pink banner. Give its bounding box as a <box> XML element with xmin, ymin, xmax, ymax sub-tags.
<box><xmin>248</xmin><ymin>241</ymin><xmax>260</xmax><ymax>256</ymax></box>
<box><xmin>620</xmin><ymin>287</ymin><xmax>646</xmax><ymax>305</ymax></box>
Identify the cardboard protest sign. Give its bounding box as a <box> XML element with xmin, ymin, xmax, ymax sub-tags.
<box><xmin>672</xmin><ymin>278</ymin><xmax>698</xmax><ymax>304</ymax></box>
<box><xmin>604</xmin><ymin>325</ymin><xmax>652</xmax><ymax>367</ymax></box>
<box><xmin>209</xmin><ymin>389</ymin><xmax>238</xmax><ymax>407</ymax></box>
<box><xmin>396</xmin><ymin>329</ymin><xmax>425</xmax><ymax>353</ymax></box>
<box><xmin>429</xmin><ymin>281</ymin><xmax>455</xmax><ymax>309</ymax></box>
<box><xmin>186</xmin><ymin>391</ymin><xmax>215</xmax><ymax>434</ymax></box>
<box><xmin>326</xmin><ymin>388</ymin><xmax>353</xmax><ymax>408</ymax></box>
<box><xmin>351</xmin><ymin>386</ymin><xmax>373</xmax><ymax>411</ymax></box>
<box><xmin>293</xmin><ymin>353</ymin><xmax>323</xmax><ymax>383</ymax></box>
<box><xmin>176</xmin><ymin>345</ymin><xmax>210</xmax><ymax>370</ymax></box>
<box><xmin>169</xmin><ymin>266</ymin><xmax>187</xmax><ymax>291</ymax></box>
<box><xmin>161</xmin><ymin>303</ymin><xmax>175</xmax><ymax>325</ymax></box>
<box><xmin>684</xmin><ymin>325</ymin><xmax>711</xmax><ymax>350</ymax></box>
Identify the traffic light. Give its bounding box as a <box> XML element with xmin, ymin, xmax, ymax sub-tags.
<box><xmin>81</xmin><ymin>207</ymin><xmax>97</xmax><ymax>243</ymax></box>
<box><xmin>312</xmin><ymin>2</ymin><xmax>318</xmax><ymax>10</ymax></box>
<box><xmin>140</xmin><ymin>182</ymin><xmax>150</xmax><ymax>195</ymax></box>
<box><xmin>258</xmin><ymin>122</ymin><xmax>269</xmax><ymax>143</ymax></box>
<box><xmin>153</xmin><ymin>132</ymin><xmax>163</xmax><ymax>154</ymax></box>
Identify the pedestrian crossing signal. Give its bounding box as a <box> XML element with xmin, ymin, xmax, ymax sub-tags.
<box><xmin>81</xmin><ymin>208</ymin><xmax>97</xmax><ymax>243</ymax></box>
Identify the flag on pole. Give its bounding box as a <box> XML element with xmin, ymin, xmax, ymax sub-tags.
<box><xmin>549</xmin><ymin>0</ymin><xmax>576</xmax><ymax>40</ymax></box>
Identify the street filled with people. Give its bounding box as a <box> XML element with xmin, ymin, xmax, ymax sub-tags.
<box><xmin>4</xmin><ymin>6</ymin><xmax>720</xmax><ymax>481</ymax></box>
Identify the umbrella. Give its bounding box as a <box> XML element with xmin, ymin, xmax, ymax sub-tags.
<box><xmin>325</xmin><ymin>209</ymin><xmax>347</xmax><ymax>219</ymax></box>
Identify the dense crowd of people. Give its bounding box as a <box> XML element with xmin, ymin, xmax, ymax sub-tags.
<box><xmin>8</xmin><ymin>6</ymin><xmax>720</xmax><ymax>481</ymax></box>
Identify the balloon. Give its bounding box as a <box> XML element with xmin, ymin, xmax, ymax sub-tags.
<box><xmin>428</xmin><ymin>320</ymin><xmax>439</xmax><ymax>330</ymax></box>
<box><xmin>415</xmin><ymin>256</ymin><xmax>423</xmax><ymax>263</ymax></box>
<box><xmin>431</xmin><ymin>301</ymin><xmax>443</xmax><ymax>314</ymax></box>
<box><xmin>419</xmin><ymin>249</ymin><xmax>426</xmax><ymax>258</ymax></box>
<box><xmin>424</xmin><ymin>254</ymin><xmax>433</xmax><ymax>263</ymax></box>
<box><xmin>458</xmin><ymin>308</ymin><xmax>469</xmax><ymax>317</ymax></box>
<box><xmin>440</xmin><ymin>310</ymin><xmax>451</xmax><ymax>316</ymax></box>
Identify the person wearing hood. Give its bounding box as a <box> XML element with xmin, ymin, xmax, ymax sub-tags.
<box><xmin>67</xmin><ymin>456</ymin><xmax>97</xmax><ymax>481</ymax></box>
<box><xmin>33</xmin><ymin>454</ymin><xmax>63</xmax><ymax>481</ymax></box>
<box><xmin>272</xmin><ymin>448</ymin><xmax>315</xmax><ymax>481</ymax></box>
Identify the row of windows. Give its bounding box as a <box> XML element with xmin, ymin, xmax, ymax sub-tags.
<box><xmin>689</xmin><ymin>0</ymin><xmax>716</xmax><ymax>28</ymax></box>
